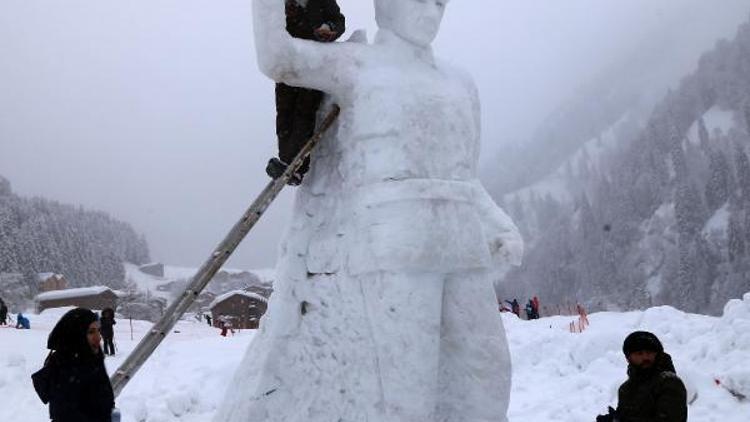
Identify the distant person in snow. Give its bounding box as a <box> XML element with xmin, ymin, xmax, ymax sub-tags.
<box><xmin>532</xmin><ymin>296</ymin><xmax>541</xmax><ymax>317</ymax></box>
<box><xmin>265</xmin><ymin>0</ymin><xmax>346</xmax><ymax>185</ymax></box>
<box><xmin>100</xmin><ymin>308</ymin><xmax>116</xmax><ymax>356</ymax></box>
<box><xmin>505</xmin><ymin>299</ymin><xmax>521</xmax><ymax>317</ymax></box>
<box><xmin>524</xmin><ymin>301</ymin><xmax>535</xmax><ymax>320</ymax></box>
<box><xmin>219</xmin><ymin>315</ymin><xmax>235</xmax><ymax>337</ymax></box>
<box><xmin>498</xmin><ymin>300</ymin><xmax>511</xmax><ymax>313</ymax></box>
<box><xmin>16</xmin><ymin>312</ymin><xmax>30</xmax><ymax>329</ymax></box>
<box><xmin>31</xmin><ymin>308</ymin><xmax>115</xmax><ymax>422</ymax></box>
<box><xmin>596</xmin><ymin>331</ymin><xmax>687</xmax><ymax>422</ymax></box>
<box><xmin>205</xmin><ymin>314</ymin><xmax>213</xmax><ymax>327</ymax></box>
<box><xmin>0</xmin><ymin>298</ymin><xmax>8</xmax><ymax>326</ymax></box>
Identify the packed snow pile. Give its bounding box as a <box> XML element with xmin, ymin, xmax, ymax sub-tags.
<box><xmin>1</xmin><ymin>295</ymin><xmax>749</xmax><ymax>422</ymax></box>
<box><xmin>503</xmin><ymin>292</ymin><xmax>750</xmax><ymax>421</ymax></box>
<box><xmin>0</xmin><ymin>308</ymin><xmax>255</xmax><ymax>422</ymax></box>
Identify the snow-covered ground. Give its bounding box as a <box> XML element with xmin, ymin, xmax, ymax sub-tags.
<box><xmin>0</xmin><ymin>309</ymin><xmax>255</xmax><ymax>422</ymax></box>
<box><xmin>2</xmin><ymin>293</ymin><xmax>748</xmax><ymax>422</ymax></box>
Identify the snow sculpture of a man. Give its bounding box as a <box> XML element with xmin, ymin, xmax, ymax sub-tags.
<box><xmin>215</xmin><ymin>0</ymin><xmax>523</xmax><ymax>421</ymax></box>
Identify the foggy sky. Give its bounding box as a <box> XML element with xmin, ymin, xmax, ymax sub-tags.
<box><xmin>1</xmin><ymin>1</ymin><xmax>748</xmax><ymax>270</ymax></box>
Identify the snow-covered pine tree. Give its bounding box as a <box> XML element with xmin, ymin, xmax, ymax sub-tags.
<box><xmin>705</xmin><ymin>149</ymin><xmax>732</xmax><ymax>211</ymax></box>
<box><xmin>0</xmin><ymin>175</ymin><xmax>150</xmax><ymax>299</ymax></box>
<box><xmin>735</xmin><ymin>143</ymin><xmax>750</xmax><ymax>202</ymax></box>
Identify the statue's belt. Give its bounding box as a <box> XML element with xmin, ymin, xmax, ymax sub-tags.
<box><xmin>353</xmin><ymin>179</ymin><xmax>478</xmax><ymax>207</ymax></box>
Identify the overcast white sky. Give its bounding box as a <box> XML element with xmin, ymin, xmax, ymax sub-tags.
<box><xmin>1</xmin><ymin>1</ymin><xmax>748</xmax><ymax>270</ymax></box>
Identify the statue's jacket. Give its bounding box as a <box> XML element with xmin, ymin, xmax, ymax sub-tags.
<box><xmin>302</xmin><ymin>63</ymin><xmax>508</xmax><ymax>276</ymax></box>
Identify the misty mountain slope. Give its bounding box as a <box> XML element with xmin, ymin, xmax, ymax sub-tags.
<box><xmin>486</xmin><ymin>5</ymin><xmax>750</xmax><ymax>199</ymax></box>
<box><xmin>0</xmin><ymin>175</ymin><xmax>150</xmax><ymax>308</ymax></box>
<box><xmin>499</xmin><ymin>17</ymin><xmax>750</xmax><ymax>315</ymax></box>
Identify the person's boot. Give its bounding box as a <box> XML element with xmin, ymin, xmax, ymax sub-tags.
<box><xmin>266</xmin><ymin>157</ymin><xmax>288</xmax><ymax>180</ymax></box>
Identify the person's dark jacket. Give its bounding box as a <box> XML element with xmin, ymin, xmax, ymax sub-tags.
<box><xmin>32</xmin><ymin>308</ymin><xmax>114</xmax><ymax>422</ymax></box>
<box><xmin>285</xmin><ymin>0</ymin><xmax>345</xmax><ymax>41</ymax></box>
<box><xmin>100</xmin><ymin>310</ymin><xmax>116</xmax><ymax>339</ymax></box>
<box><xmin>616</xmin><ymin>352</ymin><xmax>688</xmax><ymax>422</ymax></box>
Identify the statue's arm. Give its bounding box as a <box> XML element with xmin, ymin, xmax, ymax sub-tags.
<box><xmin>464</xmin><ymin>74</ymin><xmax>523</xmax><ymax>266</ymax></box>
<box><xmin>252</xmin><ymin>0</ymin><xmax>361</xmax><ymax>95</ymax></box>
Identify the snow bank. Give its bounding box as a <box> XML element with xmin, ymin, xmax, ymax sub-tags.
<box><xmin>505</xmin><ymin>293</ymin><xmax>750</xmax><ymax>421</ymax></box>
<box><xmin>0</xmin><ymin>308</ymin><xmax>254</xmax><ymax>422</ymax></box>
<box><xmin>2</xmin><ymin>295</ymin><xmax>748</xmax><ymax>421</ymax></box>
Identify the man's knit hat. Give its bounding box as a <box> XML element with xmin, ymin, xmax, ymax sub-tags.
<box><xmin>623</xmin><ymin>331</ymin><xmax>664</xmax><ymax>356</ymax></box>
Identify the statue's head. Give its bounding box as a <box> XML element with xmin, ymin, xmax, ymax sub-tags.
<box><xmin>375</xmin><ymin>0</ymin><xmax>448</xmax><ymax>47</ymax></box>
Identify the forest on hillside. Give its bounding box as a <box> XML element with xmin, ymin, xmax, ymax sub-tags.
<box><xmin>499</xmin><ymin>18</ymin><xmax>750</xmax><ymax>315</ymax></box>
<box><xmin>0</xmin><ymin>175</ymin><xmax>150</xmax><ymax>301</ymax></box>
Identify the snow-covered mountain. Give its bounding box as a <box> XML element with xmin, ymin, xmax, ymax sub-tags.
<box><xmin>494</xmin><ymin>16</ymin><xmax>750</xmax><ymax>315</ymax></box>
<box><xmin>486</xmin><ymin>5</ymin><xmax>750</xmax><ymax>198</ymax></box>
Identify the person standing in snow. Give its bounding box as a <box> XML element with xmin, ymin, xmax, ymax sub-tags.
<box><xmin>31</xmin><ymin>308</ymin><xmax>115</xmax><ymax>422</ymax></box>
<box><xmin>596</xmin><ymin>331</ymin><xmax>687</xmax><ymax>422</ymax></box>
<box><xmin>205</xmin><ymin>314</ymin><xmax>213</xmax><ymax>327</ymax></box>
<box><xmin>532</xmin><ymin>296</ymin><xmax>541</xmax><ymax>317</ymax></box>
<box><xmin>219</xmin><ymin>315</ymin><xmax>235</xmax><ymax>337</ymax></box>
<box><xmin>0</xmin><ymin>298</ymin><xmax>7</xmax><ymax>326</ymax></box>
<box><xmin>265</xmin><ymin>0</ymin><xmax>346</xmax><ymax>185</ymax></box>
<box><xmin>16</xmin><ymin>312</ymin><xmax>30</xmax><ymax>329</ymax></box>
<box><xmin>505</xmin><ymin>299</ymin><xmax>521</xmax><ymax>317</ymax></box>
<box><xmin>99</xmin><ymin>308</ymin><xmax>116</xmax><ymax>356</ymax></box>
<box><xmin>524</xmin><ymin>300</ymin><xmax>535</xmax><ymax>320</ymax></box>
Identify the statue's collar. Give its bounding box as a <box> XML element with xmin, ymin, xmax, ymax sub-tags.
<box><xmin>374</xmin><ymin>29</ymin><xmax>436</xmax><ymax>66</ymax></box>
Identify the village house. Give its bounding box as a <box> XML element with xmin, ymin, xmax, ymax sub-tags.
<box><xmin>209</xmin><ymin>290</ymin><xmax>268</xmax><ymax>329</ymax></box>
<box><xmin>35</xmin><ymin>286</ymin><xmax>119</xmax><ymax>313</ymax></box>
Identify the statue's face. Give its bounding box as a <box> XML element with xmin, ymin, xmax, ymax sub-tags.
<box><xmin>376</xmin><ymin>0</ymin><xmax>448</xmax><ymax>47</ymax></box>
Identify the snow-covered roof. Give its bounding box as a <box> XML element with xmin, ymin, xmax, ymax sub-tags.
<box><xmin>209</xmin><ymin>290</ymin><xmax>268</xmax><ymax>310</ymax></box>
<box><xmin>37</xmin><ymin>272</ymin><xmax>63</xmax><ymax>281</ymax></box>
<box><xmin>35</xmin><ymin>286</ymin><xmax>115</xmax><ymax>302</ymax></box>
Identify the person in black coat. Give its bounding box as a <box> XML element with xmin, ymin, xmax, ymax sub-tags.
<box><xmin>100</xmin><ymin>308</ymin><xmax>116</xmax><ymax>356</ymax></box>
<box><xmin>597</xmin><ymin>331</ymin><xmax>687</xmax><ymax>422</ymax></box>
<box><xmin>0</xmin><ymin>298</ymin><xmax>7</xmax><ymax>325</ymax></box>
<box><xmin>266</xmin><ymin>0</ymin><xmax>346</xmax><ymax>185</ymax></box>
<box><xmin>32</xmin><ymin>308</ymin><xmax>115</xmax><ymax>422</ymax></box>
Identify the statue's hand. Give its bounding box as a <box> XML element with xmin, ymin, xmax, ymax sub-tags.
<box><xmin>486</xmin><ymin>220</ymin><xmax>523</xmax><ymax>267</ymax></box>
<box><xmin>478</xmin><ymin>203</ymin><xmax>523</xmax><ymax>268</ymax></box>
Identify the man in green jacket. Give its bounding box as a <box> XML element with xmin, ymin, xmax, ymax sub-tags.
<box><xmin>597</xmin><ymin>331</ymin><xmax>688</xmax><ymax>422</ymax></box>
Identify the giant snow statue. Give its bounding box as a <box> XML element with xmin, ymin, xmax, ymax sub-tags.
<box><xmin>215</xmin><ymin>0</ymin><xmax>524</xmax><ymax>421</ymax></box>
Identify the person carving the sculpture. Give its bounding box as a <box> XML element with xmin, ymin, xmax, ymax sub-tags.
<box><xmin>596</xmin><ymin>331</ymin><xmax>688</xmax><ymax>422</ymax></box>
<box><xmin>265</xmin><ymin>0</ymin><xmax>346</xmax><ymax>185</ymax></box>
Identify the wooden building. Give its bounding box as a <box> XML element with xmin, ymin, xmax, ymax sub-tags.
<box><xmin>35</xmin><ymin>286</ymin><xmax>119</xmax><ymax>313</ymax></box>
<box><xmin>209</xmin><ymin>290</ymin><xmax>268</xmax><ymax>329</ymax></box>
<box><xmin>37</xmin><ymin>273</ymin><xmax>68</xmax><ymax>293</ymax></box>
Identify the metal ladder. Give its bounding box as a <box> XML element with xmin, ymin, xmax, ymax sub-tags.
<box><xmin>110</xmin><ymin>105</ymin><xmax>341</xmax><ymax>397</ymax></box>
